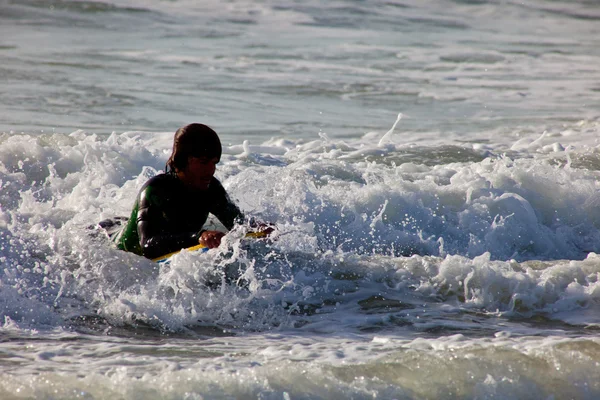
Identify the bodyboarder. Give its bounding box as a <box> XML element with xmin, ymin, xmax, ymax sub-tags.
<box><xmin>105</xmin><ymin>123</ymin><xmax>271</xmax><ymax>260</ymax></box>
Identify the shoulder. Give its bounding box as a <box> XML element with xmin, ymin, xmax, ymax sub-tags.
<box><xmin>208</xmin><ymin>177</ymin><xmax>230</xmax><ymax>196</ymax></box>
<box><xmin>209</xmin><ymin>176</ymin><xmax>224</xmax><ymax>190</ymax></box>
<box><xmin>139</xmin><ymin>173</ymin><xmax>181</xmax><ymax>205</ymax></box>
<box><xmin>143</xmin><ymin>172</ymin><xmax>178</xmax><ymax>188</ymax></box>
<box><xmin>140</xmin><ymin>172</ymin><xmax>182</xmax><ymax>193</ymax></box>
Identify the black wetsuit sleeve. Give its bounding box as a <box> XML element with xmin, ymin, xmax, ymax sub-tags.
<box><xmin>136</xmin><ymin>183</ymin><xmax>199</xmax><ymax>259</ymax></box>
<box><xmin>138</xmin><ymin>220</ymin><xmax>199</xmax><ymax>260</ymax></box>
<box><xmin>209</xmin><ymin>179</ymin><xmax>244</xmax><ymax>230</ymax></box>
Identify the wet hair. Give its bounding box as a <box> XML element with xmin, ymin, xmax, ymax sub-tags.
<box><xmin>166</xmin><ymin>123</ymin><xmax>222</xmax><ymax>172</ymax></box>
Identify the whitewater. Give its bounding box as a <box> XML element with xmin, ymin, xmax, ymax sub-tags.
<box><xmin>1</xmin><ymin>0</ymin><xmax>600</xmax><ymax>399</ymax></box>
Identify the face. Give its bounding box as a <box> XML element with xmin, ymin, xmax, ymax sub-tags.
<box><xmin>177</xmin><ymin>156</ymin><xmax>218</xmax><ymax>190</ymax></box>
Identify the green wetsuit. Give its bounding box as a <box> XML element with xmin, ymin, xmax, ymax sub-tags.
<box><xmin>113</xmin><ymin>172</ymin><xmax>243</xmax><ymax>259</ymax></box>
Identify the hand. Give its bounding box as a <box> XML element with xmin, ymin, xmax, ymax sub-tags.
<box><xmin>199</xmin><ymin>230</ymin><xmax>225</xmax><ymax>249</ymax></box>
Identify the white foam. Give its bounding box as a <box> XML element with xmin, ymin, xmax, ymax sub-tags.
<box><xmin>2</xmin><ymin>125</ymin><xmax>600</xmax><ymax>329</ymax></box>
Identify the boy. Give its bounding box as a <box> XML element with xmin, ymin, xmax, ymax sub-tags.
<box><xmin>111</xmin><ymin>123</ymin><xmax>252</xmax><ymax>259</ymax></box>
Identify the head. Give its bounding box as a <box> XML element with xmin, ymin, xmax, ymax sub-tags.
<box><xmin>166</xmin><ymin>123</ymin><xmax>222</xmax><ymax>190</ymax></box>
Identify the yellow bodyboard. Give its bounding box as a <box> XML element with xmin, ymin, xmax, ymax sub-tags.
<box><xmin>152</xmin><ymin>231</ymin><xmax>267</xmax><ymax>263</ymax></box>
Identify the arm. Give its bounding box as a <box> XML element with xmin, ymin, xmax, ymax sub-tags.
<box><xmin>208</xmin><ymin>178</ymin><xmax>244</xmax><ymax>230</ymax></box>
<box><xmin>209</xmin><ymin>178</ymin><xmax>275</xmax><ymax>237</ymax></box>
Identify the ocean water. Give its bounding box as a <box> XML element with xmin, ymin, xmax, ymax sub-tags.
<box><xmin>2</xmin><ymin>0</ymin><xmax>600</xmax><ymax>398</ymax></box>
